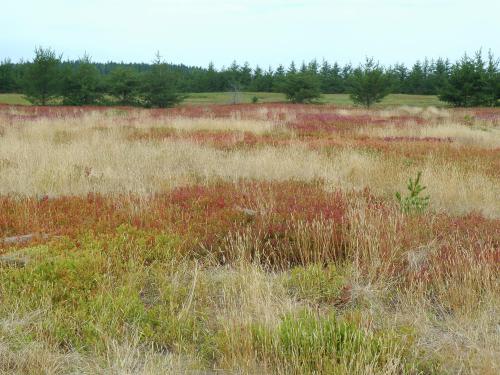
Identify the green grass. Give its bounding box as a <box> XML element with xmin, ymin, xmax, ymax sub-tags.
<box><xmin>185</xmin><ymin>92</ymin><xmax>445</xmax><ymax>107</ymax></box>
<box><xmin>183</xmin><ymin>91</ymin><xmax>283</xmax><ymax>105</ymax></box>
<box><xmin>0</xmin><ymin>93</ymin><xmax>30</xmax><ymax>105</ymax></box>
<box><xmin>0</xmin><ymin>92</ymin><xmax>445</xmax><ymax>107</ymax></box>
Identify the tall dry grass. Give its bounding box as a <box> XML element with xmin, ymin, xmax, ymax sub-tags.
<box><xmin>0</xmin><ymin>112</ymin><xmax>499</xmax><ymax>217</ymax></box>
<box><xmin>356</xmin><ymin>122</ymin><xmax>500</xmax><ymax>149</ymax></box>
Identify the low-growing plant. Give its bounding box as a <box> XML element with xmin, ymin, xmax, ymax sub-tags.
<box><xmin>395</xmin><ymin>171</ymin><xmax>430</xmax><ymax>214</ymax></box>
<box><xmin>252</xmin><ymin>310</ymin><xmax>409</xmax><ymax>374</ymax></box>
<box><xmin>284</xmin><ymin>264</ymin><xmax>346</xmax><ymax>305</ymax></box>
<box><xmin>463</xmin><ymin>114</ymin><xmax>475</xmax><ymax>126</ymax></box>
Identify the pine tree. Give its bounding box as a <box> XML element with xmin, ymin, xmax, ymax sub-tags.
<box><xmin>438</xmin><ymin>51</ymin><xmax>492</xmax><ymax>107</ymax></box>
<box><xmin>319</xmin><ymin>60</ymin><xmax>343</xmax><ymax>93</ymax></box>
<box><xmin>282</xmin><ymin>72</ymin><xmax>321</xmax><ymax>103</ymax></box>
<box><xmin>206</xmin><ymin>62</ymin><xmax>220</xmax><ymax>92</ymax></box>
<box><xmin>22</xmin><ymin>47</ymin><xmax>62</xmax><ymax>105</ymax></box>
<box><xmin>61</xmin><ymin>54</ymin><xmax>102</xmax><ymax>105</ymax></box>
<box><xmin>348</xmin><ymin>58</ymin><xmax>391</xmax><ymax>108</ymax></box>
<box><xmin>273</xmin><ymin>64</ymin><xmax>286</xmax><ymax>92</ymax></box>
<box><xmin>250</xmin><ymin>66</ymin><xmax>264</xmax><ymax>91</ymax></box>
<box><xmin>407</xmin><ymin>61</ymin><xmax>425</xmax><ymax>94</ymax></box>
<box><xmin>388</xmin><ymin>63</ymin><xmax>409</xmax><ymax>93</ymax></box>
<box><xmin>484</xmin><ymin>50</ymin><xmax>500</xmax><ymax>106</ymax></box>
<box><xmin>107</xmin><ymin>67</ymin><xmax>140</xmax><ymax>104</ymax></box>
<box><xmin>307</xmin><ymin>59</ymin><xmax>319</xmax><ymax>75</ymax></box>
<box><xmin>240</xmin><ymin>62</ymin><xmax>252</xmax><ymax>88</ymax></box>
<box><xmin>142</xmin><ymin>52</ymin><xmax>183</xmax><ymax>108</ymax></box>
<box><xmin>0</xmin><ymin>59</ymin><xmax>16</xmax><ymax>93</ymax></box>
<box><xmin>431</xmin><ymin>58</ymin><xmax>450</xmax><ymax>93</ymax></box>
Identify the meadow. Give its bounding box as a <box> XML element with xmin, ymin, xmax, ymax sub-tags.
<box><xmin>0</xmin><ymin>103</ymin><xmax>499</xmax><ymax>374</ymax></box>
<box><xmin>0</xmin><ymin>92</ymin><xmax>445</xmax><ymax>107</ymax></box>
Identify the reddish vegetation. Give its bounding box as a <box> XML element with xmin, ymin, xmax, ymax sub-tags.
<box><xmin>0</xmin><ymin>182</ymin><xmax>345</xmax><ymax>252</ymax></box>
<box><xmin>288</xmin><ymin>113</ymin><xmax>425</xmax><ymax>135</ymax></box>
<box><xmin>1</xmin><ymin>180</ymin><xmax>498</xmax><ymax>279</ymax></box>
<box><xmin>126</xmin><ymin>128</ymin><xmax>294</xmax><ymax>149</ymax></box>
<box><xmin>381</xmin><ymin>136</ymin><xmax>452</xmax><ymax>143</ymax></box>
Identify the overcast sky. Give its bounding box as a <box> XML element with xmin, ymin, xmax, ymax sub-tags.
<box><xmin>1</xmin><ymin>0</ymin><xmax>499</xmax><ymax>68</ymax></box>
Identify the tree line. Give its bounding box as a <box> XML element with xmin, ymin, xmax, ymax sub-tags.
<box><xmin>0</xmin><ymin>47</ymin><xmax>498</xmax><ymax>107</ymax></box>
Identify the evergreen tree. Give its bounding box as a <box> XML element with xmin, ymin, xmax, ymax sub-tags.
<box><xmin>142</xmin><ymin>52</ymin><xmax>183</xmax><ymax>108</ymax></box>
<box><xmin>206</xmin><ymin>62</ymin><xmax>221</xmax><ymax>92</ymax></box>
<box><xmin>341</xmin><ymin>63</ymin><xmax>353</xmax><ymax>82</ymax></box>
<box><xmin>273</xmin><ymin>64</ymin><xmax>286</xmax><ymax>92</ymax></box>
<box><xmin>421</xmin><ymin>58</ymin><xmax>434</xmax><ymax>94</ymax></box>
<box><xmin>262</xmin><ymin>66</ymin><xmax>275</xmax><ymax>92</ymax></box>
<box><xmin>22</xmin><ymin>47</ymin><xmax>62</xmax><ymax>105</ymax></box>
<box><xmin>431</xmin><ymin>58</ymin><xmax>450</xmax><ymax>93</ymax></box>
<box><xmin>240</xmin><ymin>62</ymin><xmax>252</xmax><ymax>87</ymax></box>
<box><xmin>307</xmin><ymin>59</ymin><xmax>319</xmax><ymax>75</ymax></box>
<box><xmin>407</xmin><ymin>61</ymin><xmax>426</xmax><ymax>94</ymax></box>
<box><xmin>226</xmin><ymin>60</ymin><xmax>242</xmax><ymax>89</ymax></box>
<box><xmin>0</xmin><ymin>59</ymin><xmax>16</xmax><ymax>93</ymax></box>
<box><xmin>299</xmin><ymin>61</ymin><xmax>308</xmax><ymax>73</ymax></box>
<box><xmin>484</xmin><ymin>51</ymin><xmax>500</xmax><ymax>106</ymax></box>
<box><xmin>250</xmin><ymin>66</ymin><xmax>274</xmax><ymax>92</ymax></box>
<box><xmin>348</xmin><ymin>58</ymin><xmax>391</xmax><ymax>108</ymax></box>
<box><xmin>107</xmin><ymin>67</ymin><xmax>140</xmax><ymax>104</ymax></box>
<box><xmin>250</xmin><ymin>66</ymin><xmax>264</xmax><ymax>91</ymax></box>
<box><xmin>282</xmin><ymin>72</ymin><xmax>321</xmax><ymax>103</ymax></box>
<box><xmin>438</xmin><ymin>51</ymin><xmax>492</xmax><ymax>107</ymax></box>
<box><xmin>388</xmin><ymin>63</ymin><xmax>409</xmax><ymax>93</ymax></box>
<box><xmin>319</xmin><ymin>60</ymin><xmax>343</xmax><ymax>93</ymax></box>
<box><xmin>61</xmin><ymin>55</ymin><xmax>102</xmax><ymax>105</ymax></box>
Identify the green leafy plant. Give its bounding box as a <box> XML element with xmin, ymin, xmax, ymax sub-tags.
<box><xmin>395</xmin><ymin>171</ymin><xmax>430</xmax><ymax>214</ymax></box>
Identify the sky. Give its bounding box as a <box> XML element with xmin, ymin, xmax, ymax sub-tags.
<box><xmin>1</xmin><ymin>0</ymin><xmax>499</xmax><ymax>69</ymax></box>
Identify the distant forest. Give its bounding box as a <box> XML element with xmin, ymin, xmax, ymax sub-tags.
<box><xmin>0</xmin><ymin>55</ymin><xmax>480</xmax><ymax>94</ymax></box>
<box><xmin>0</xmin><ymin>48</ymin><xmax>499</xmax><ymax>107</ymax></box>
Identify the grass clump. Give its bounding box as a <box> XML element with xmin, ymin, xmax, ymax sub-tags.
<box><xmin>252</xmin><ymin>310</ymin><xmax>416</xmax><ymax>374</ymax></box>
<box><xmin>284</xmin><ymin>263</ymin><xmax>347</xmax><ymax>305</ymax></box>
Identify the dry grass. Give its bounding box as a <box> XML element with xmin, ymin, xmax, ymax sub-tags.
<box><xmin>356</xmin><ymin>122</ymin><xmax>500</xmax><ymax>149</ymax></box>
<box><xmin>0</xmin><ymin>110</ymin><xmax>499</xmax><ymax>217</ymax></box>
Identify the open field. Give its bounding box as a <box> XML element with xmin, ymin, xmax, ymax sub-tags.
<box><xmin>0</xmin><ymin>92</ymin><xmax>445</xmax><ymax>107</ymax></box>
<box><xmin>0</xmin><ymin>94</ymin><xmax>31</xmax><ymax>105</ymax></box>
<box><xmin>186</xmin><ymin>92</ymin><xmax>445</xmax><ymax>107</ymax></box>
<box><xmin>0</xmin><ymin>103</ymin><xmax>499</xmax><ymax>374</ymax></box>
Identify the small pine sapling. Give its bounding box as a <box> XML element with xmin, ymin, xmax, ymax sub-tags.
<box><xmin>396</xmin><ymin>171</ymin><xmax>430</xmax><ymax>214</ymax></box>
